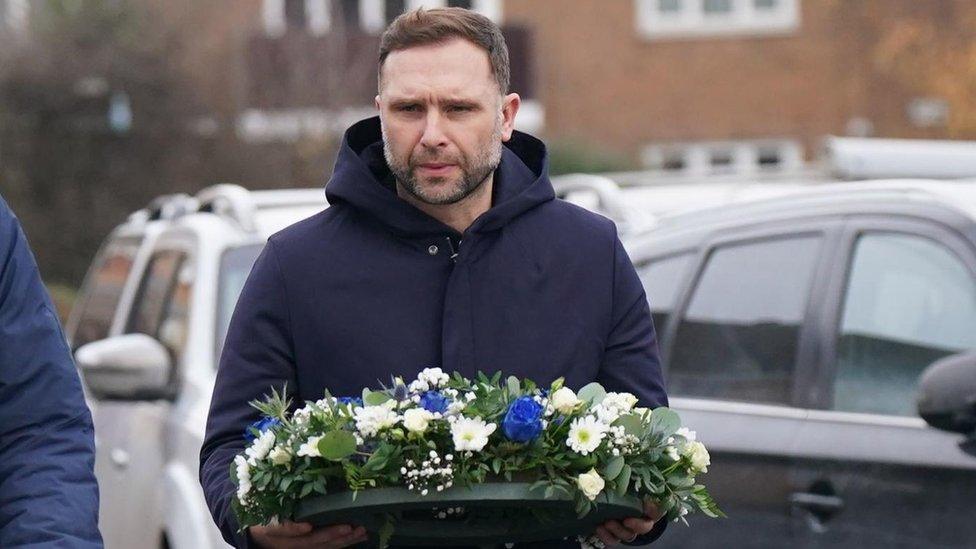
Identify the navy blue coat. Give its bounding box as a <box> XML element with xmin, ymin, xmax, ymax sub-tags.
<box><xmin>0</xmin><ymin>195</ymin><xmax>102</xmax><ymax>548</ymax></box>
<box><xmin>201</xmin><ymin>118</ymin><xmax>668</xmax><ymax>548</ymax></box>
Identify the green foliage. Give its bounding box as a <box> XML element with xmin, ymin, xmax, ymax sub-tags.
<box><xmin>231</xmin><ymin>369</ymin><xmax>723</xmax><ymax>536</ymax></box>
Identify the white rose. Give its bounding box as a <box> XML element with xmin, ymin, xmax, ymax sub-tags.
<box><xmin>403</xmin><ymin>408</ymin><xmax>435</xmax><ymax>433</ymax></box>
<box><xmin>685</xmin><ymin>441</ymin><xmax>710</xmax><ymax>473</ymax></box>
<box><xmin>297</xmin><ymin>435</ymin><xmax>323</xmax><ymax>458</ymax></box>
<box><xmin>551</xmin><ymin>387</ymin><xmax>582</xmax><ymax>414</ymax></box>
<box><xmin>577</xmin><ymin>468</ymin><xmax>605</xmax><ymax>501</ymax></box>
<box><xmin>603</xmin><ymin>392</ymin><xmax>638</xmax><ymax>413</ymax></box>
<box><xmin>269</xmin><ymin>446</ymin><xmax>292</xmax><ymax>466</ymax></box>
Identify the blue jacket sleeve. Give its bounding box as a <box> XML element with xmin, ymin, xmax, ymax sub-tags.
<box><xmin>596</xmin><ymin>227</ymin><xmax>669</xmax><ymax>546</ymax></box>
<box><xmin>0</xmin><ymin>196</ymin><xmax>103</xmax><ymax>548</ymax></box>
<box><xmin>199</xmin><ymin>239</ymin><xmax>297</xmax><ymax>548</ymax></box>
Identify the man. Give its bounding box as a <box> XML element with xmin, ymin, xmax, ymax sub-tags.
<box><xmin>201</xmin><ymin>8</ymin><xmax>668</xmax><ymax>548</ymax></box>
<box><xmin>0</xmin><ymin>194</ymin><xmax>103</xmax><ymax>548</ymax></box>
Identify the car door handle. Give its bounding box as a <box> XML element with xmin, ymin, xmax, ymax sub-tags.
<box><xmin>790</xmin><ymin>492</ymin><xmax>844</xmax><ymax>516</ymax></box>
<box><xmin>110</xmin><ymin>448</ymin><xmax>130</xmax><ymax>470</ymax></box>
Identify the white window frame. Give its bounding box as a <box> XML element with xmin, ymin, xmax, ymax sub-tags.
<box><xmin>263</xmin><ymin>0</ymin><xmax>332</xmax><ymax>37</ymax></box>
<box><xmin>640</xmin><ymin>139</ymin><xmax>803</xmax><ymax>175</ymax></box>
<box><xmin>361</xmin><ymin>0</ymin><xmax>502</xmax><ymax>33</ymax></box>
<box><xmin>635</xmin><ymin>0</ymin><xmax>799</xmax><ymax>40</ymax></box>
<box><xmin>1</xmin><ymin>0</ymin><xmax>29</xmax><ymax>33</ymax></box>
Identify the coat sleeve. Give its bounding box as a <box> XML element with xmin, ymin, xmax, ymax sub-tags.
<box><xmin>0</xmin><ymin>196</ymin><xmax>103</xmax><ymax>548</ymax></box>
<box><xmin>596</xmin><ymin>226</ymin><xmax>669</xmax><ymax>546</ymax></box>
<box><xmin>199</xmin><ymin>239</ymin><xmax>297</xmax><ymax>548</ymax></box>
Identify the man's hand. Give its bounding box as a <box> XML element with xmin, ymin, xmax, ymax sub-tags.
<box><xmin>595</xmin><ymin>499</ymin><xmax>662</xmax><ymax>546</ymax></box>
<box><xmin>250</xmin><ymin>521</ymin><xmax>367</xmax><ymax>548</ymax></box>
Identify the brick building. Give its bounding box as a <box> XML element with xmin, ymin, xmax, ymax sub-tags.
<box><xmin>8</xmin><ymin>0</ymin><xmax>973</xmax><ymax>175</ymax></box>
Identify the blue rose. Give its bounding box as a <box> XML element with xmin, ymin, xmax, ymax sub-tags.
<box><xmin>243</xmin><ymin>416</ymin><xmax>281</xmax><ymax>441</ymax></box>
<box><xmin>502</xmin><ymin>396</ymin><xmax>544</xmax><ymax>443</ymax></box>
<box><xmin>337</xmin><ymin>396</ymin><xmax>364</xmax><ymax>407</ymax></box>
<box><xmin>420</xmin><ymin>390</ymin><xmax>450</xmax><ymax>414</ymax></box>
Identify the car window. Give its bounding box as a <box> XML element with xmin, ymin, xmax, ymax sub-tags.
<box><xmin>216</xmin><ymin>243</ymin><xmax>264</xmax><ymax>363</ymax></box>
<box><xmin>72</xmin><ymin>237</ymin><xmax>141</xmax><ymax>350</ymax></box>
<box><xmin>156</xmin><ymin>257</ymin><xmax>194</xmax><ymax>360</ymax></box>
<box><xmin>668</xmin><ymin>235</ymin><xmax>822</xmax><ymax>405</ymax></box>
<box><xmin>126</xmin><ymin>250</ymin><xmax>185</xmax><ymax>342</ymax></box>
<box><xmin>834</xmin><ymin>233</ymin><xmax>976</xmax><ymax>416</ymax></box>
<box><xmin>637</xmin><ymin>253</ymin><xmax>694</xmax><ymax>339</ymax></box>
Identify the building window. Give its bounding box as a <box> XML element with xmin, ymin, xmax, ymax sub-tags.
<box><xmin>0</xmin><ymin>0</ymin><xmax>28</xmax><ymax>33</ymax></box>
<box><xmin>357</xmin><ymin>0</ymin><xmax>501</xmax><ymax>34</ymax></box>
<box><xmin>266</xmin><ymin>0</ymin><xmax>502</xmax><ymax>35</ymax></box>
<box><xmin>635</xmin><ymin>0</ymin><xmax>800</xmax><ymax>39</ymax></box>
<box><xmin>384</xmin><ymin>0</ymin><xmax>406</xmax><ymax>24</ymax></box>
<box><xmin>264</xmin><ymin>0</ymin><xmax>331</xmax><ymax>36</ymax></box>
<box><xmin>640</xmin><ymin>139</ymin><xmax>802</xmax><ymax>175</ymax></box>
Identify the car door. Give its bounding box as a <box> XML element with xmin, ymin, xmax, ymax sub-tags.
<box><xmin>636</xmin><ymin>219</ymin><xmax>843</xmax><ymax>548</ymax></box>
<box><xmin>790</xmin><ymin>216</ymin><xmax>976</xmax><ymax>548</ymax></box>
<box><xmin>93</xmin><ymin>246</ymin><xmax>195</xmax><ymax>548</ymax></box>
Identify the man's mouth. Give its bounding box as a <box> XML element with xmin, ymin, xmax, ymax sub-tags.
<box><xmin>417</xmin><ymin>163</ymin><xmax>457</xmax><ymax>175</ymax></box>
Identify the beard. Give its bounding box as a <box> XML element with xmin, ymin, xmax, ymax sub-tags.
<box><xmin>384</xmin><ymin>120</ymin><xmax>503</xmax><ymax>206</ymax></box>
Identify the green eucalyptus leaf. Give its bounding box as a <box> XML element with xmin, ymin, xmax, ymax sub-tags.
<box><xmin>577</xmin><ymin>382</ymin><xmax>607</xmax><ymax>405</ymax></box>
<box><xmin>615</xmin><ymin>465</ymin><xmax>632</xmax><ymax>498</ymax></box>
<box><xmin>649</xmin><ymin>407</ymin><xmax>681</xmax><ymax>438</ymax></box>
<box><xmin>318</xmin><ymin>430</ymin><xmax>357</xmax><ymax>461</ymax></box>
<box><xmin>507</xmin><ymin>376</ymin><xmax>521</xmax><ymax>396</ymax></box>
<box><xmin>612</xmin><ymin>413</ymin><xmax>645</xmax><ymax>437</ymax></box>
<box><xmin>603</xmin><ymin>455</ymin><xmax>625</xmax><ymax>480</ymax></box>
<box><xmin>363</xmin><ymin>390</ymin><xmax>392</xmax><ymax>406</ymax></box>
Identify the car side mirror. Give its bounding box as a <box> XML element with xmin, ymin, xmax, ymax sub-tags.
<box><xmin>75</xmin><ymin>334</ymin><xmax>173</xmax><ymax>400</ymax></box>
<box><xmin>917</xmin><ymin>351</ymin><xmax>976</xmax><ymax>436</ymax></box>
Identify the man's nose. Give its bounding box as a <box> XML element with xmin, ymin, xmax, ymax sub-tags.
<box><xmin>419</xmin><ymin>111</ymin><xmax>448</xmax><ymax>149</ymax></box>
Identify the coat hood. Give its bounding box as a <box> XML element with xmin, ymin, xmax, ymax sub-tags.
<box><xmin>325</xmin><ymin>116</ymin><xmax>555</xmax><ymax>237</ymax></box>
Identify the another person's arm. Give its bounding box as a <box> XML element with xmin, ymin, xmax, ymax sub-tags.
<box><xmin>0</xmin><ymin>195</ymin><xmax>103</xmax><ymax>548</ymax></box>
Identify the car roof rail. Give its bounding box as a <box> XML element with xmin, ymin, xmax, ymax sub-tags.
<box><xmin>824</xmin><ymin>136</ymin><xmax>976</xmax><ymax>180</ymax></box>
<box><xmin>196</xmin><ymin>183</ymin><xmax>258</xmax><ymax>233</ymax></box>
<box><xmin>142</xmin><ymin>193</ymin><xmax>198</xmax><ymax>222</ymax></box>
<box><xmin>551</xmin><ymin>173</ymin><xmax>632</xmax><ymax>224</ymax></box>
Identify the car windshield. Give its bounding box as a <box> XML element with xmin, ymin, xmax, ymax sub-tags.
<box><xmin>216</xmin><ymin>243</ymin><xmax>264</xmax><ymax>363</ymax></box>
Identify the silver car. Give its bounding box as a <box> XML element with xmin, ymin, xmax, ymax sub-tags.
<box><xmin>67</xmin><ymin>185</ymin><xmax>327</xmax><ymax>549</ymax></box>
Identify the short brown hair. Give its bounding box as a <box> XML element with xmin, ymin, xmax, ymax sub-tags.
<box><xmin>378</xmin><ymin>7</ymin><xmax>510</xmax><ymax>94</ymax></box>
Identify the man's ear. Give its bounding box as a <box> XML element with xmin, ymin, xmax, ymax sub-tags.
<box><xmin>500</xmin><ymin>93</ymin><xmax>521</xmax><ymax>142</ymax></box>
<box><xmin>374</xmin><ymin>94</ymin><xmax>381</xmax><ymax>111</ymax></box>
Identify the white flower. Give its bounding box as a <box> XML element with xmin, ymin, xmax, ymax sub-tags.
<box><xmin>593</xmin><ymin>403</ymin><xmax>621</xmax><ymax>425</ymax></box>
<box><xmin>354</xmin><ymin>401</ymin><xmax>400</xmax><ymax>437</ymax></box>
<box><xmin>269</xmin><ymin>445</ymin><xmax>291</xmax><ymax>466</ymax></box>
<box><xmin>417</xmin><ymin>367</ymin><xmax>450</xmax><ymax>389</ymax></box>
<box><xmin>408</xmin><ymin>379</ymin><xmax>430</xmax><ymax>394</ymax></box>
<box><xmin>297</xmin><ymin>435</ymin><xmax>323</xmax><ymax>458</ymax></box>
<box><xmin>245</xmin><ymin>430</ymin><xmax>276</xmax><ymax>462</ymax></box>
<box><xmin>665</xmin><ymin>446</ymin><xmax>680</xmax><ymax>461</ymax></box>
<box><xmin>602</xmin><ymin>392</ymin><xmax>638</xmax><ymax>413</ymax></box>
<box><xmin>675</xmin><ymin>427</ymin><xmax>697</xmax><ymax>442</ymax></box>
<box><xmin>551</xmin><ymin>387</ymin><xmax>582</xmax><ymax>414</ymax></box>
<box><xmin>403</xmin><ymin>408</ymin><xmax>435</xmax><ymax>433</ymax></box>
<box><xmin>450</xmin><ymin>416</ymin><xmax>496</xmax><ymax>452</ymax></box>
<box><xmin>446</xmin><ymin>400</ymin><xmax>467</xmax><ymax>415</ymax></box>
<box><xmin>234</xmin><ymin>455</ymin><xmax>252</xmax><ymax>503</ymax></box>
<box><xmin>685</xmin><ymin>441</ymin><xmax>710</xmax><ymax>473</ymax></box>
<box><xmin>292</xmin><ymin>405</ymin><xmax>313</xmax><ymax>425</ymax></box>
<box><xmin>566</xmin><ymin>415</ymin><xmax>608</xmax><ymax>455</ymax></box>
<box><xmin>576</xmin><ymin>468</ymin><xmax>606</xmax><ymax>501</ymax></box>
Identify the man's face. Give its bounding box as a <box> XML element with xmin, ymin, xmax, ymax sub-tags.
<box><xmin>376</xmin><ymin>38</ymin><xmax>519</xmax><ymax>206</ymax></box>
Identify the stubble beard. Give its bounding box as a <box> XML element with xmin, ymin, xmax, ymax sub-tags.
<box><xmin>384</xmin><ymin>121</ymin><xmax>504</xmax><ymax>206</ymax></box>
